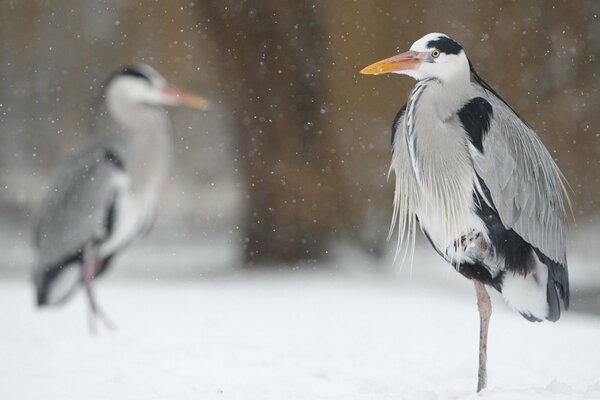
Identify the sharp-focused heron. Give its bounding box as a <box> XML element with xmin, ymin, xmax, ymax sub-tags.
<box><xmin>33</xmin><ymin>64</ymin><xmax>210</xmax><ymax>329</ymax></box>
<box><xmin>361</xmin><ymin>33</ymin><xmax>569</xmax><ymax>391</ymax></box>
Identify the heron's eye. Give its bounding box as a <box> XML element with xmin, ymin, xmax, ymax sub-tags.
<box><xmin>431</xmin><ymin>49</ymin><xmax>440</xmax><ymax>58</ymax></box>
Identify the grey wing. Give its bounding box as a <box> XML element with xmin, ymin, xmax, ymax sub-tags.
<box><xmin>471</xmin><ymin>85</ymin><xmax>569</xmax><ymax>265</ymax></box>
<box><xmin>34</xmin><ymin>136</ymin><xmax>129</xmax><ymax>271</ymax></box>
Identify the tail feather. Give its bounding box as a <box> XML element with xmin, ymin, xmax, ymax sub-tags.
<box><xmin>501</xmin><ymin>250</ymin><xmax>568</xmax><ymax>322</ymax></box>
<box><xmin>534</xmin><ymin>248</ymin><xmax>569</xmax><ymax>309</ymax></box>
<box><xmin>34</xmin><ymin>253</ymin><xmax>82</xmax><ymax>307</ymax></box>
<box><xmin>545</xmin><ymin>279</ymin><xmax>561</xmax><ymax>322</ymax></box>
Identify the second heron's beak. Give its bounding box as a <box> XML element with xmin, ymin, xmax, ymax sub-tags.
<box><xmin>161</xmin><ymin>86</ymin><xmax>212</xmax><ymax>110</ymax></box>
<box><xmin>360</xmin><ymin>51</ymin><xmax>427</xmax><ymax>75</ymax></box>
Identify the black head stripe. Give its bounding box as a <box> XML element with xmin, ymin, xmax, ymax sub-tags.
<box><xmin>427</xmin><ymin>37</ymin><xmax>463</xmax><ymax>55</ymax></box>
<box><xmin>103</xmin><ymin>66</ymin><xmax>152</xmax><ymax>89</ymax></box>
<box><xmin>119</xmin><ymin>66</ymin><xmax>152</xmax><ymax>83</ymax></box>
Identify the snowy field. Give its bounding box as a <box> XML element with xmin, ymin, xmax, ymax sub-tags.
<box><xmin>1</xmin><ymin>259</ymin><xmax>600</xmax><ymax>400</ymax></box>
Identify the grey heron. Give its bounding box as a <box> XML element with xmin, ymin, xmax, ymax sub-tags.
<box><xmin>33</xmin><ymin>64</ymin><xmax>210</xmax><ymax>329</ymax></box>
<box><xmin>361</xmin><ymin>33</ymin><xmax>570</xmax><ymax>392</ymax></box>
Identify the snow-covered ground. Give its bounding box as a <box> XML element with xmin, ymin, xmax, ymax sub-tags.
<box><xmin>1</xmin><ymin>264</ymin><xmax>599</xmax><ymax>400</ymax></box>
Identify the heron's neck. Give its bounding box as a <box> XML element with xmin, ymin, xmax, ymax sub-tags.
<box><xmin>404</xmin><ymin>76</ymin><xmax>477</xmax><ymax>244</ymax></box>
<box><xmin>404</xmin><ymin>75</ymin><xmax>473</xmax><ymax>187</ymax></box>
<box><xmin>426</xmin><ymin>76</ymin><xmax>472</xmax><ymax>119</ymax></box>
<box><xmin>120</xmin><ymin>106</ymin><xmax>172</xmax><ymax>203</ymax></box>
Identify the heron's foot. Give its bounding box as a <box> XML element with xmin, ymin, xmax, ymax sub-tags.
<box><xmin>95</xmin><ymin>306</ymin><xmax>116</xmax><ymax>332</ymax></box>
<box><xmin>446</xmin><ymin>231</ymin><xmax>488</xmax><ymax>260</ymax></box>
<box><xmin>85</xmin><ymin>286</ymin><xmax>116</xmax><ymax>334</ymax></box>
<box><xmin>86</xmin><ymin>301</ymin><xmax>117</xmax><ymax>334</ymax></box>
<box><xmin>83</xmin><ymin>247</ymin><xmax>116</xmax><ymax>334</ymax></box>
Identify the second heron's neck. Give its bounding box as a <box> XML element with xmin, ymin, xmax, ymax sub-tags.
<box><xmin>121</xmin><ymin>106</ymin><xmax>172</xmax><ymax>202</ymax></box>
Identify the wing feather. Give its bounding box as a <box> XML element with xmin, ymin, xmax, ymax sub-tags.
<box><xmin>470</xmin><ymin>85</ymin><xmax>569</xmax><ymax>265</ymax></box>
<box><xmin>388</xmin><ymin>105</ymin><xmax>420</xmax><ymax>264</ymax></box>
<box><xmin>34</xmin><ymin>135</ymin><xmax>129</xmax><ymax>271</ymax></box>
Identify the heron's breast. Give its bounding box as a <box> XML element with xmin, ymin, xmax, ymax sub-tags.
<box><xmin>414</xmin><ymin>165</ymin><xmax>486</xmax><ymax>251</ymax></box>
<box><xmin>98</xmin><ymin>193</ymin><xmax>149</xmax><ymax>258</ymax></box>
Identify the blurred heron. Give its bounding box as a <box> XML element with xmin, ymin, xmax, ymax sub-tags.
<box><xmin>33</xmin><ymin>64</ymin><xmax>210</xmax><ymax>330</ymax></box>
<box><xmin>361</xmin><ymin>33</ymin><xmax>569</xmax><ymax>391</ymax></box>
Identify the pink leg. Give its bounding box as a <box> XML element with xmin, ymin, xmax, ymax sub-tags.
<box><xmin>474</xmin><ymin>279</ymin><xmax>491</xmax><ymax>392</ymax></box>
<box><xmin>83</xmin><ymin>248</ymin><xmax>114</xmax><ymax>333</ymax></box>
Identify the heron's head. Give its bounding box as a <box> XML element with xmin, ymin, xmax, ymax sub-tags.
<box><xmin>104</xmin><ymin>64</ymin><xmax>210</xmax><ymax>121</ymax></box>
<box><xmin>360</xmin><ymin>33</ymin><xmax>469</xmax><ymax>83</ymax></box>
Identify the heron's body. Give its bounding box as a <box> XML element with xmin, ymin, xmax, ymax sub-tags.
<box><xmin>34</xmin><ymin>127</ymin><xmax>167</xmax><ymax>305</ymax></box>
<box><xmin>392</xmin><ymin>78</ymin><xmax>568</xmax><ymax>320</ymax></box>
<box><xmin>362</xmin><ymin>33</ymin><xmax>569</xmax><ymax>391</ymax></box>
<box><xmin>33</xmin><ymin>64</ymin><xmax>209</xmax><ymax>327</ymax></box>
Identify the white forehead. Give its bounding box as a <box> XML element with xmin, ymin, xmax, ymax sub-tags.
<box><xmin>409</xmin><ymin>33</ymin><xmax>449</xmax><ymax>52</ymax></box>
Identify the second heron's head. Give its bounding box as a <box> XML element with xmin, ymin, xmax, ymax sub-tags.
<box><xmin>360</xmin><ymin>33</ymin><xmax>470</xmax><ymax>84</ymax></box>
<box><xmin>103</xmin><ymin>64</ymin><xmax>210</xmax><ymax>123</ymax></box>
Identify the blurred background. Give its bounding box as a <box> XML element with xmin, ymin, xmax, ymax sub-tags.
<box><xmin>0</xmin><ymin>1</ymin><xmax>598</xmax><ymax>295</ymax></box>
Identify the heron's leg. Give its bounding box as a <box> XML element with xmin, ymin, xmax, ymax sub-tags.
<box><xmin>83</xmin><ymin>247</ymin><xmax>115</xmax><ymax>333</ymax></box>
<box><xmin>473</xmin><ymin>279</ymin><xmax>491</xmax><ymax>392</ymax></box>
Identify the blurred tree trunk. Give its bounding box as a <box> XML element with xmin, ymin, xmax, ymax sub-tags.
<box><xmin>197</xmin><ymin>2</ymin><xmax>341</xmax><ymax>264</ymax></box>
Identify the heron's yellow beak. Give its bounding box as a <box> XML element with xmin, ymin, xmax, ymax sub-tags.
<box><xmin>360</xmin><ymin>51</ymin><xmax>427</xmax><ymax>75</ymax></box>
<box><xmin>162</xmin><ymin>86</ymin><xmax>212</xmax><ymax>110</ymax></box>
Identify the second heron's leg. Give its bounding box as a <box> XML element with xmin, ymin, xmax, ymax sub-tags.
<box><xmin>83</xmin><ymin>247</ymin><xmax>114</xmax><ymax>333</ymax></box>
<box><xmin>474</xmin><ymin>279</ymin><xmax>491</xmax><ymax>392</ymax></box>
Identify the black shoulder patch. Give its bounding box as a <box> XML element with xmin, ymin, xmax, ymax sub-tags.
<box><xmin>457</xmin><ymin>97</ymin><xmax>493</xmax><ymax>153</ymax></box>
<box><xmin>104</xmin><ymin>149</ymin><xmax>125</xmax><ymax>170</ymax></box>
<box><xmin>391</xmin><ymin>104</ymin><xmax>407</xmax><ymax>151</ymax></box>
<box><xmin>427</xmin><ymin>37</ymin><xmax>463</xmax><ymax>55</ymax></box>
